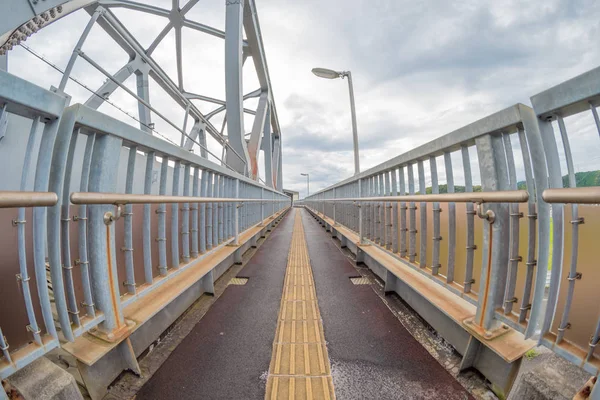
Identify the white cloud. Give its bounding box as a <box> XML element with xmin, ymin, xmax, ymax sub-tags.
<box><xmin>4</xmin><ymin>0</ymin><xmax>600</xmax><ymax>199</ymax></box>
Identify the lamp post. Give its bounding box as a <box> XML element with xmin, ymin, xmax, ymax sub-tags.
<box><xmin>312</xmin><ymin>67</ymin><xmax>360</xmax><ymax>175</ymax></box>
<box><xmin>300</xmin><ymin>173</ymin><xmax>310</xmax><ymax>198</ymax></box>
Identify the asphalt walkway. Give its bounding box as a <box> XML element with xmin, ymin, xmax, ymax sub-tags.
<box><xmin>137</xmin><ymin>208</ymin><xmax>472</xmax><ymax>399</ymax></box>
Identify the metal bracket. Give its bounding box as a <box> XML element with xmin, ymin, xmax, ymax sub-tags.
<box><xmin>73</xmin><ymin>215</ymin><xmax>87</xmax><ymax>221</ymax></box>
<box><xmin>466</xmin><ymin>245</ymin><xmax>478</xmax><ymax>250</ymax></box>
<box><xmin>475</xmin><ymin>202</ymin><xmax>495</xmax><ymax>224</ymax></box>
<box><xmin>510</xmin><ymin>256</ymin><xmax>523</xmax><ymax>262</ymax></box>
<box><xmin>567</xmin><ymin>272</ymin><xmax>582</xmax><ymax>281</ymax></box>
<box><xmin>104</xmin><ymin>204</ymin><xmax>123</xmax><ymax>225</ymax></box>
<box><xmin>504</xmin><ymin>297</ymin><xmax>518</xmax><ymax>304</ymax></box>
<box><xmin>526</xmin><ymin>260</ymin><xmax>537</xmax><ymax>267</ymax></box>
<box><xmin>12</xmin><ymin>219</ymin><xmax>26</xmax><ymax>226</ymax></box>
<box><xmin>557</xmin><ymin>322</ymin><xmax>572</xmax><ymax>332</ymax></box>
<box><xmin>432</xmin><ymin>236</ymin><xmax>442</xmax><ymax>241</ymax></box>
<box><xmin>464</xmin><ymin>278</ymin><xmax>476</xmax><ymax>285</ymax></box>
<box><xmin>26</xmin><ymin>325</ymin><xmax>41</xmax><ymax>335</ymax></box>
<box><xmin>570</xmin><ymin>217</ymin><xmax>585</xmax><ymax>225</ymax></box>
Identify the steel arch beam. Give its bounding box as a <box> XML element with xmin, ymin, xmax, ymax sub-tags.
<box><xmin>224</xmin><ymin>0</ymin><xmax>250</xmax><ymax>175</ymax></box>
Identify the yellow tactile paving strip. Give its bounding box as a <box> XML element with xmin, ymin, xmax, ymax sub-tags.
<box><xmin>265</xmin><ymin>211</ymin><xmax>336</xmax><ymax>400</ymax></box>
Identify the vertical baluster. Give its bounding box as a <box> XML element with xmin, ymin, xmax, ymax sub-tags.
<box><xmin>444</xmin><ymin>152</ymin><xmax>456</xmax><ymax>284</ymax></box>
<box><xmin>556</xmin><ymin>116</ymin><xmax>580</xmax><ymax>344</ymax></box>
<box><xmin>462</xmin><ymin>147</ymin><xmax>476</xmax><ymax>293</ymax></box>
<box><xmin>418</xmin><ymin>160</ymin><xmax>427</xmax><ymax>268</ymax></box>
<box><xmin>141</xmin><ymin>151</ymin><xmax>154</xmax><ymax>286</ymax></box>
<box><xmin>358</xmin><ymin>179</ymin><xmax>364</xmax><ymax>244</ymax></box>
<box><xmin>157</xmin><ymin>156</ymin><xmax>169</xmax><ymax>275</ymax></box>
<box><xmin>55</xmin><ymin>130</ymin><xmax>81</xmax><ymax>332</ymax></box>
<box><xmin>0</xmin><ymin>327</ymin><xmax>12</xmax><ymax>364</ymax></box>
<box><xmin>226</xmin><ymin>178</ymin><xmax>232</xmax><ymax>239</ymax></box>
<box><xmin>367</xmin><ymin>176</ymin><xmax>376</xmax><ymax>239</ymax></box>
<box><xmin>219</xmin><ymin>176</ymin><xmax>225</xmax><ymax>243</ymax></box>
<box><xmin>79</xmin><ymin>134</ymin><xmax>98</xmax><ymax>314</ymax></box>
<box><xmin>430</xmin><ymin>157</ymin><xmax>441</xmax><ymax>275</ymax></box>
<box><xmin>16</xmin><ymin>116</ymin><xmax>43</xmax><ymax>343</ymax></box>
<box><xmin>191</xmin><ymin>167</ymin><xmax>199</xmax><ymax>258</ymax></box>
<box><xmin>518</xmin><ymin>128</ymin><xmax>537</xmax><ymax>323</ymax></box>
<box><xmin>234</xmin><ymin>179</ymin><xmax>240</xmax><ymax>245</ymax></box>
<box><xmin>32</xmin><ymin>115</ymin><xmax>61</xmax><ymax>340</ymax></box>
<box><xmin>171</xmin><ymin>160</ymin><xmax>181</xmax><ymax>268</ymax></box>
<box><xmin>260</xmin><ymin>188</ymin><xmax>264</xmax><ymax>225</ymax></box>
<box><xmin>399</xmin><ymin>166</ymin><xmax>407</xmax><ymax>258</ymax></box>
<box><xmin>391</xmin><ymin>168</ymin><xmax>398</xmax><ymax>253</ymax></box>
<box><xmin>182</xmin><ymin>163</ymin><xmax>191</xmax><ymax>262</ymax></box>
<box><xmin>408</xmin><ymin>164</ymin><xmax>417</xmax><ymax>263</ymax></box>
<box><xmin>502</xmin><ymin>133</ymin><xmax>521</xmax><ymax>315</ymax></box>
<box><xmin>375</xmin><ymin>177</ymin><xmax>379</xmax><ymax>243</ymax></box>
<box><xmin>385</xmin><ymin>171</ymin><xmax>392</xmax><ymax>249</ymax></box>
<box><xmin>206</xmin><ymin>171</ymin><xmax>214</xmax><ymax>250</ymax></box>
<box><xmin>123</xmin><ymin>146</ymin><xmax>137</xmax><ymax>294</ymax></box>
<box><xmin>200</xmin><ymin>169</ymin><xmax>208</xmax><ymax>254</ymax></box>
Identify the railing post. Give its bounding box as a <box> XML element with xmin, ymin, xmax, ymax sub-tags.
<box><xmin>259</xmin><ymin>187</ymin><xmax>265</xmax><ymax>226</ymax></box>
<box><xmin>87</xmin><ymin>134</ymin><xmax>131</xmax><ymax>341</ymax></box>
<box><xmin>358</xmin><ymin>178</ymin><xmax>365</xmax><ymax>245</ymax></box>
<box><xmin>333</xmin><ymin>187</ymin><xmax>337</xmax><ymax>225</ymax></box>
<box><xmin>234</xmin><ymin>179</ymin><xmax>240</xmax><ymax>246</ymax></box>
<box><xmin>473</xmin><ymin>134</ymin><xmax>510</xmax><ymax>332</ymax></box>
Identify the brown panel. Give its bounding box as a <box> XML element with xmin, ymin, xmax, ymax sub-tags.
<box><xmin>67</xmin><ymin>210</ymin><xmax>86</xmax><ymax>315</ymax></box>
<box><xmin>552</xmin><ymin>205</ymin><xmax>600</xmax><ymax>353</ymax></box>
<box><xmin>511</xmin><ymin>203</ymin><xmax>533</xmax><ymax>318</ymax></box>
<box><xmin>439</xmin><ymin>203</ymin><xmax>449</xmax><ymax>278</ymax></box>
<box><xmin>0</xmin><ymin>208</ymin><xmax>45</xmax><ymax>351</ymax></box>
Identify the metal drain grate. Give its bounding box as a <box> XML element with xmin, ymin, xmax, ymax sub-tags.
<box><xmin>229</xmin><ymin>277</ymin><xmax>249</xmax><ymax>285</ymax></box>
<box><xmin>350</xmin><ymin>276</ymin><xmax>370</xmax><ymax>285</ymax></box>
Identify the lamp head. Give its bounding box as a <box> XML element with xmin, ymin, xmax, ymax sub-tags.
<box><xmin>311</xmin><ymin>67</ymin><xmax>342</xmax><ymax>80</ymax></box>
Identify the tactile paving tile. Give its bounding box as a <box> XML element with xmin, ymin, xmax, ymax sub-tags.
<box><xmin>265</xmin><ymin>211</ymin><xmax>336</xmax><ymax>400</ymax></box>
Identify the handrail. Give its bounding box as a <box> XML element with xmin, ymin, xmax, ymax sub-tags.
<box><xmin>70</xmin><ymin>192</ymin><xmax>288</xmax><ymax>205</ymax></box>
<box><xmin>0</xmin><ymin>191</ymin><xmax>58</xmax><ymax>208</ymax></box>
<box><xmin>542</xmin><ymin>187</ymin><xmax>600</xmax><ymax>204</ymax></box>
<box><xmin>303</xmin><ymin>190</ymin><xmax>529</xmax><ymax>204</ymax></box>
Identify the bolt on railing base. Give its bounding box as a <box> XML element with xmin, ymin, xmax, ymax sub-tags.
<box><xmin>463</xmin><ymin>317</ymin><xmax>511</xmax><ymax>341</ymax></box>
<box><xmin>87</xmin><ymin>319</ymin><xmax>136</xmax><ymax>343</ymax></box>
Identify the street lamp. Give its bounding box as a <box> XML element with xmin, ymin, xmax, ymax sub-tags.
<box><xmin>312</xmin><ymin>67</ymin><xmax>360</xmax><ymax>175</ymax></box>
<box><xmin>300</xmin><ymin>173</ymin><xmax>310</xmax><ymax>198</ymax></box>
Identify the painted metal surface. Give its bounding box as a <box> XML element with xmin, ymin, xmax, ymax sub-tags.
<box><xmin>0</xmin><ymin>0</ymin><xmax>287</xmax><ymax>387</ymax></box>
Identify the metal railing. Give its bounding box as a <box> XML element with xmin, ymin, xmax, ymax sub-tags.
<box><xmin>300</xmin><ymin>65</ymin><xmax>600</xmax><ymax>392</ymax></box>
<box><xmin>303</xmin><ymin>102</ymin><xmax>544</xmax><ymax>330</ymax></box>
<box><xmin>0</xmin><ymin>69</ymin><xmax>289</xmax><ymax>383</ymax></box>
<box><xmin>530</xmin><ymin>66</ymin><xmax>600</xmax><ymax>375</ymax></box>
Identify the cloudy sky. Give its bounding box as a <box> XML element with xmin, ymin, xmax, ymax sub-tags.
<box><xmin>6</xmin><ymin>0</ymin><xmax>600</xmax><ymax>197</ymax></box>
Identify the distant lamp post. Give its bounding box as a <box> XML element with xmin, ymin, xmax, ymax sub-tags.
<box><xmin>312</xmin><ymin>67</ymin><xmax>360</xmax><ymax>175</ymax></box>
<box><xmin>300</xmin><ymin>173</ymin><xmax>310</xmax><ymax>198</ymax></box>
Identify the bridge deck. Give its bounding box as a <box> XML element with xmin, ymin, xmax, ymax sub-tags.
<box><xmin>136</xmin><ymin>208</ymin><xmax>472</xmax><ymax>399</ymax></box>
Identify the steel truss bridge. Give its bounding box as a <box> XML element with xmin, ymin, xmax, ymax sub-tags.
<box><xmin>1</xmin><ymin>1</ymin><xmax>600</xmax><ymax>399</ymax></box>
